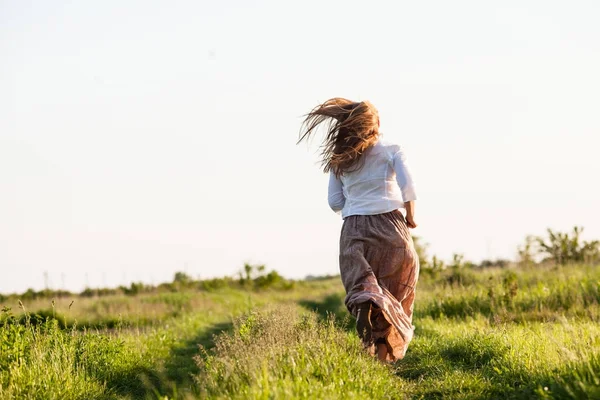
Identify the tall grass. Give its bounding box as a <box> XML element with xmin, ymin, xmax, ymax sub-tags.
<box><xmin>195</xmin><ymin>306</ymin><xmax>408</xmax><ymax>399</ymax></box>
<box><xmin>1</xmin><ymin>264</ymin><xmax>599</xmax><ymax>399</ymax></box>
<box><xmin>0</xmin><ymin>281</ymin><xmax>339</xmax><ymax>399</ymax></box>
<box><xmin>417</xmin><ymin>263</ymin><xmax>600</xmax><ymax>322</ymax></box>
<box><xmin>398</xmin><ymin>317</ymin><xmax>600</xmax><ymax>398</ymax></box>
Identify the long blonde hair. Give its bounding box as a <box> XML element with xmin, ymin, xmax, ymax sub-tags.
<box><xmin>298</xmin><ymin>97</ymin><xmax>379</xmax><ymax>177</ymax></box>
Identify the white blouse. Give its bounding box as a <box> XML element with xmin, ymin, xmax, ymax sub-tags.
<box><xmin>327</xmin><ymin>139</ymin><xmax>417</xmax><ymax>219</ymax></box>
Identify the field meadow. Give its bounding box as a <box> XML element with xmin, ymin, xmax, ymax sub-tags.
<box><xmin>1</xmin><ymin>262</ymin><xmax>600</xmax><ymax>399</ymax></box>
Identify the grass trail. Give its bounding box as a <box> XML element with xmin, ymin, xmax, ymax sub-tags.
<box><xmin>196</xmin><ymin>297</ymin><xmax>600</xmax><ymax>399</ymax></box>
<box><xmin>1</xmin><ymin>265</ymin><xmax>600</xmax><ymax>399</ymax></box>
<box><xmin>0</xmin><ymin>282</ymin><xmax>340</xmax><ymax>399</ymax></box>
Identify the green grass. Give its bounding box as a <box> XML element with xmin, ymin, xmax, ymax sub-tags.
<box><xmin>398</xmin><ymin>317</ymin><xmax>600</xmax><ymax>399</ymax></box>
<box><xmin>1</xmin><ymin>264</ymin><xmax>599</xmax><ymax>399</ymax></box>
<box><xmin>196</xmin><ymin>306</ymin><xmax>408</xmax><ymax>399</ymax></box>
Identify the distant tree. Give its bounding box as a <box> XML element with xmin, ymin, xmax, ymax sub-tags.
<box><xmin>582</xmin><ymin>240</ymin><xmax>600</xmax><ymax>264</ymax></box>
<box><xmin>536</xmin><ymin>226</ymin><xmax>600</xmax><ymax>265</ymax></box>
<box><xmin>122</xmin><ymin>282</ymin><xmax>148</xmax><ymax>296</ymax></box>
<box><xmin>239</xmin><ymin>263</ymin><xmax>267</xmax><ymax>286</ymax></box>
<box><xmin>449</xmin><ymin>253</ymin><xmax>465</xmax><ymax>269</ymax></box>
<box><xmin>237</xmin><ymin>263</ymin><xmax>291</xmax><ymax>290</ymax></box>
<box><xmin>173</xmin><ymin>271</ymin><xmax>192</xmax><ymax>284</ymax></box>
<box><xmin>431</xmin><ymin>255</ymin><xmax>445</xmax><ymax>270</ymax></box>
<box><xmin>517</xmin><ymin>235</ymin><xmax>538</xmax><ymax>266</ymax></box>
<box><xmin>420</xmin><ymin>255</ymin><xmax>445</xmax><ymax>279</ymax></box>
<box><xmin>254</xmin><ymin>271</ymin><xmax>283</xmax><ymax>289</ymax></box>
<box><xmin>243</xmin><ymin>263</ymin><xmax>254</xmax><ymax>283</ymax></box>
<box><xmin>479</xmin><ymin>259</ymin><xmax>510</xmax><ymax>268</ymax></box>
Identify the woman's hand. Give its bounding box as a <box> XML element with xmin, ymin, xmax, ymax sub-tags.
<box><xmin>404</xmin><ymin>201</ymin><xmax>418</xmax><ymax>229</ymax></box>
<box><xmin>405</xmin><ymin>215</ymin><xmax>418</xmax><ymax>229</ymax></box>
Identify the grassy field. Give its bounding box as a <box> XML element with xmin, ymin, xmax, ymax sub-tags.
<box><xmin>1</xmin><ymin>263</ymin><xmax>599</xmax><ymax>399</ymax></box>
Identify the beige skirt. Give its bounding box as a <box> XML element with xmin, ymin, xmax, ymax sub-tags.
<box><xmin>339</xmin><ymin>209</ymin><xmax>420</xmax><ymax>361</ymax></box>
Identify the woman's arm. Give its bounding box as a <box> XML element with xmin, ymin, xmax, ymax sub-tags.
<box><xmin>404</xmin><ymin>201</ymin><xmax>417</xmax><ymax>228</ymax></box>
<box><xmin>393</xmin><ymin>148</ymin><xmax>418</xmax><ymax>228</ymax></box>
<box><xmin>327</xmin><ymin>171</ymin><xmax>346</xmax><ymax>213</ymax></box>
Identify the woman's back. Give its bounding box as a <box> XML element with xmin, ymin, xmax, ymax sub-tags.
<box><xmin>328</xmin><ymin>139</ymin><xmax>417</xmax><ymax>218</ymax></box>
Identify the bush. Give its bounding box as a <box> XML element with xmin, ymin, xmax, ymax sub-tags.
<box><xmin>444</xmin><ymin>268</ymin><xmax>478</xmax><ymax>287</ymax></box>
<box><xmin>537</xmin><ymin>226</ymin><xmax>600</xmax><ymax>265</ymax></box>
<box><xmin>120</xmin><ymin>282</ymin><xmax>152</xmax><ymax>296</ymax></box>
<box><xmin>199</xmin><ymin>277</ymin><xmax>233</xmax><ymax>291</ymax></box>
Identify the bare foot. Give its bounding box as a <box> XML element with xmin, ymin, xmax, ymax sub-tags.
<box><xmin>377</xmin><ymin>342</ymin><xmax>388</xmax><ymax>362</ymax></box>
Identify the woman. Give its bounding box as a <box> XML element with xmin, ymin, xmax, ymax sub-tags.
<box><xmin>298</xmin><ymin>98</ymin><xmax>420</xmax><ymax>363</ymax></box>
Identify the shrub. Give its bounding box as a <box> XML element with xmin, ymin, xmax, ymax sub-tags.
<box><xmin>537</xmin><ymin>226</ymin><xmax>600</xmax><ymax>265</ymax></box>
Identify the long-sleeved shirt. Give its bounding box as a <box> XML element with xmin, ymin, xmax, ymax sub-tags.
<box><xmin>327</xmin><ymin>139</ymin><xmax>417</xmax><ymax>219</ymax></box>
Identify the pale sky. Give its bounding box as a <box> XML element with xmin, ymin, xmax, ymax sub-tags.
<box><xmin>1</xmin><ymin>0</ymin><xmax>599</xmax><ymax>293</ymax></box>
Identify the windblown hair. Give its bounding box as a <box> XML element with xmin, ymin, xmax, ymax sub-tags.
<box><xmin>298</xmin><ymin>97</ymin><xmax>380</xmax><ymax>177</ymax></box>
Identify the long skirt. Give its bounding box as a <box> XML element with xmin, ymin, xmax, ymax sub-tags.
<box><xmin>339</xmin><ymin>209</ymin><xmax>420</xmax><ymax>361</ymax></box>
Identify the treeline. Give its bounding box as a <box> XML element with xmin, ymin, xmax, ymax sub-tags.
<box><xmin>0</xmin><ymin>264</ymin><xmax>293</xmax><ymax>302</ymax></box>
<box><xmin>518</xmin><ymin>226</ymin><xmax>600</xmax><ymax>265</ymax></box>
<box><xmin>3</xmin><ymin>226</ymin><xmax>598</xmax><ymax>302</ymax></box>
<box><xmin>416</xmin><ymin>226</ymin><xmax>600</xmax><ymax>272</ymax></box>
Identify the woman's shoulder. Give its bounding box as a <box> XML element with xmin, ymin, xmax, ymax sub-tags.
<box><xmin>375</xmin><ymin>138</ymin><xmax>403</xmax><ymax>155</ymax></box>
